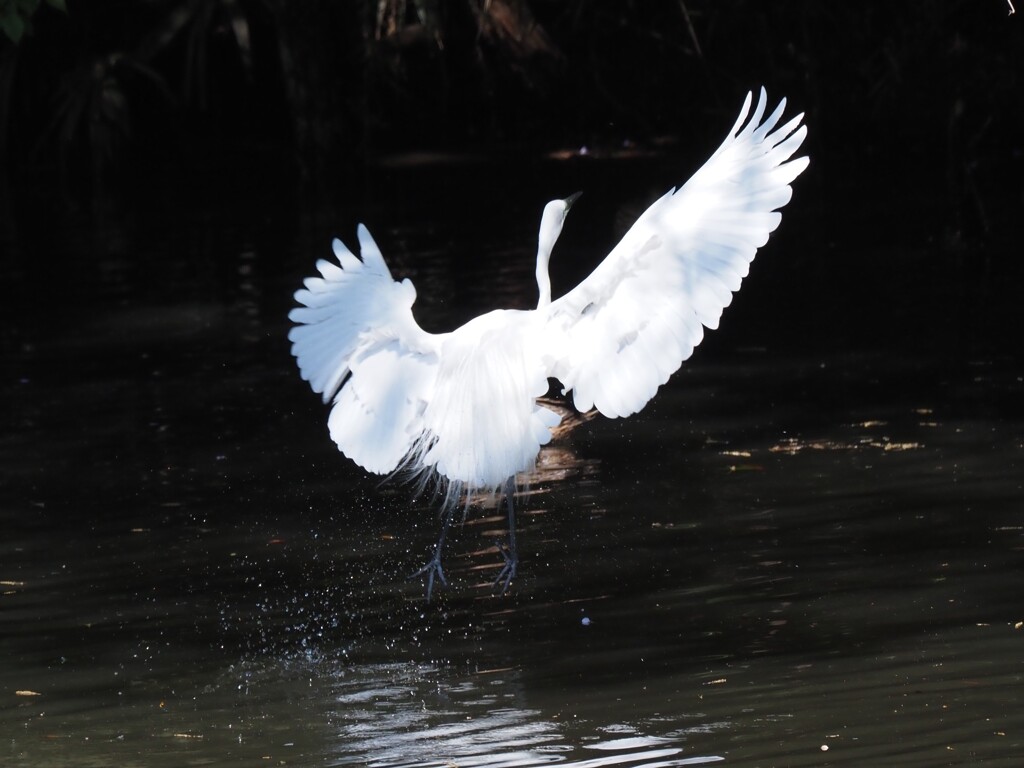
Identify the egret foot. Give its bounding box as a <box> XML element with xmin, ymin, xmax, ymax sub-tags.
<box><xmin>410</xmin><ymin>556</ymin><xmax>447</xmax><ymax>602</ymax></box>
<box><xmin>411</xmin><ymin>507</ymin><xmax>454</xmax><ymax>602</ymax></box>
<box><xmin>492</xmin><ymin>541</ymin><xmax>517</xmax><ymax>595</ymax></box>
<box><xmin>492</xmin><ymin>476</ymin><xmax>519</xmax><ymax>595</ymax></box>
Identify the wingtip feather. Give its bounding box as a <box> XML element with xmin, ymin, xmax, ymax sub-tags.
<box><xmin>728</xmin><ymin>90</ymin><xmax>755</xmax><ymax>138</ymax></box>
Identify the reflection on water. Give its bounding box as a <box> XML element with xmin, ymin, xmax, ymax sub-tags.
<box><xmin>2</xmin><ymin>185</ymin><xmax>1023</xmax><ymax>766</ymax></box>
<box><xmin>287</xmin><ymin>658</ymin><xmax>723</xmax><ymax>767</ymax></box>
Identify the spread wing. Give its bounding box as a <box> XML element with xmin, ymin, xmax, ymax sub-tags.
<box><xmin>288</xmin><ymin>226</ymin><xmax>440</xmax><ymax>474</ymax></box>
<box><xmin>542</xmin><ymin>88</ymin><xmax>808</xmax><ymax>418</ymax></box>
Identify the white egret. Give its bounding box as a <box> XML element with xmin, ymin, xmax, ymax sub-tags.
<box><xmin>289</xmin><ymin>87</ymin><xmax>808</xmax><ymax>599</ymax></box>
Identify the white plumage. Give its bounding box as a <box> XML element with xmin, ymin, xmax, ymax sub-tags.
<box><xmin>289</xmin><ymin>88</ymin><xmax>808</xmax><ymax>597</ymax></box>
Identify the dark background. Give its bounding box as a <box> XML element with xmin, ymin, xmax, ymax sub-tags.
<box><xmin>2</xmin><ymin>10</ymin><xmax>1023</xmax><ymax>763</ymax></box>
<box><xmin>2</xmin><ymin>0</ymin><xmax>1022</xmax><ymax>433</ymax></box>
<box><xmin>3</xmin><ymin>1</ymin><xmax>1023</xmax><ymax>357</ymax></box>
<box><xmin>3</xmin><ymin>2</ymin><xmax>1021</xmax><ymax>236</ymax></box>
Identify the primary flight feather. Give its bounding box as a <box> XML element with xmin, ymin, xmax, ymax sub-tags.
<box><xmin>289</xmin><ymin>87</ymin><xmax>808</xmax><ymax>598</ymax></box>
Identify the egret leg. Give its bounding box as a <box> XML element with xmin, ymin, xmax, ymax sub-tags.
<box><xmin>410</xmin><ymin>507</ymin><xmax>451</xmax><ymax>602</ymax></box>
<box><xmin>493</xmin><ymin>477</ymin><xmax>518</xmax><ymax>594</ymax></box>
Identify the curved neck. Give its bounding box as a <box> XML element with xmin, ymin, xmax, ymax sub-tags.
<box><xmin>536</xmin><ymin>249</ymin><xmax>551</xmax><ymax>309</ymax></box>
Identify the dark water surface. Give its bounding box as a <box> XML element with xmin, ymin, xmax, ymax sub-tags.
<box><xmin>2</xmin><ymin>166</ymin><xmax>1022</xmax><ymax>766</ymax></box>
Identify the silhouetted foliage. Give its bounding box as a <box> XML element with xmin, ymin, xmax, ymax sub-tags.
<box><xmin>0</xmin><ymin>0</ymin><xmax>1020</xmax><ymax>238</ymax></box>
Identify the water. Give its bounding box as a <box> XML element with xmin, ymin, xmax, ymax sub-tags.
<box><xmin>2</xmin><ymin>164</ymin><xmax>1022</xmax><ymax>766</ymax></box>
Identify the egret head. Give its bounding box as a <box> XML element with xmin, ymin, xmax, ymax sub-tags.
<box><xmin>538</xmin><ymin>192</ymin><xmax>581</xmax><ymax>261</ymax></box>
<box><xmin>536</xmin><ymin>192</ymin><xmax>581</xmax><ymax>308</ymax></box>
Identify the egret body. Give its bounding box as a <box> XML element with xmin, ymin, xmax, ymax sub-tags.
<box><xmin>289</xmin><ymin>88</ymin><xmax>809</xmax><ymax>598</ymax></box>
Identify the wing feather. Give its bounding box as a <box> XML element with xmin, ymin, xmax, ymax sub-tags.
<box><xmin>289</xmin><ymin>227</ymin><xmax>440</xmax><ymax>474</ymax></box>
<box><xmin>543</xmin><ymin>87</ymin><xmax>808</xmax><ymax>418</ymax></box>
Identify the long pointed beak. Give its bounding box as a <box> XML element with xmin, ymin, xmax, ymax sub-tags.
<box><xmin>563</xmin><ymin>191</ymin><xmax>583</xmax><ymax>211</ymax></box>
